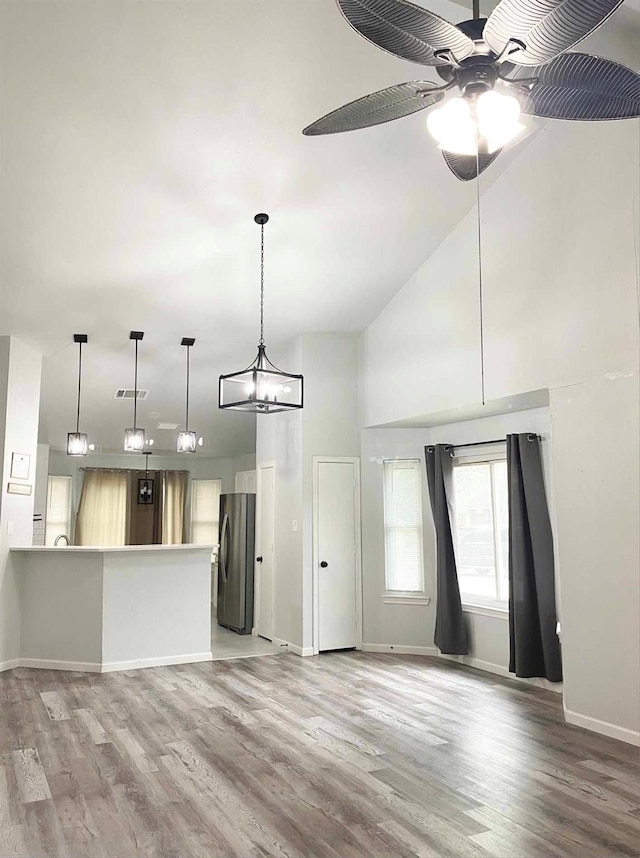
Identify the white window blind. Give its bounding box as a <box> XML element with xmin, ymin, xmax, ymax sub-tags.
<box><xmin>45</xmin><ymin>475</ymin><xmax>72</xmax><ymax>546</ymax></box>
<box><xmin>383</xmin><ymin>459</ymin><xmax>425</xmax><ymax>593</ymax></box>
<box><xmin>453</xmin><ymin>458</ymin><xmax>508</xmax><ymax>607</ymax></box>
<box><xmin>190</xmin><ymin>479</ymin><xmax>222</xmax><ymax>547</ymax></box>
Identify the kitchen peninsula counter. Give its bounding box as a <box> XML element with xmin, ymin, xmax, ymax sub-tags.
<box><xmin>12</xmin><ymin>544</ymin><xmax>212</xmax><ymax>672</ymax></box>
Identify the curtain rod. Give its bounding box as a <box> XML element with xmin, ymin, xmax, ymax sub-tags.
<box><xmin>79</xmin><ymin>467</ymin><xmax>190</xmax><ymax>474</ymax></box>
<box><xmin>79</xmin><ymin>467</ymin><xmax>131</xmax><ymax>473</ymax></box>
<box><xmin>426</xmin><ymin>434</ymin><xmax>540</xmax><ymax>453</ymax></box>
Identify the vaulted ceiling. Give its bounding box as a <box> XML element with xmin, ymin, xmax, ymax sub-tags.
<box><xmin>1</xmin><ymin>0</ymin><xmax>637</xmax><ymax>453</ymax></box>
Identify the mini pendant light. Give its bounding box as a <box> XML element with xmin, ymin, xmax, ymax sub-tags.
<box><xmin>219</xmin><ymin>213</ymin><xmax>303</xmax><ymax>413</ymax></box>
<box><xmin>67</xmin><ymin>333</ymin><xmax>88</xmax><ymax>456</ymax></box>
<box><xmin>138</xmin><ymin>452</ymin><xmax>154</xmax><ymax>504</ymax></box>
<box><xmin>177</xmin><ymin>337</ymin><xmax>197</xmax><ymax>453</ymax></box>
<box><xmin>124</xmin><ymin>331</ymin><xmax>146</xmax><ymax>452</ymax></box>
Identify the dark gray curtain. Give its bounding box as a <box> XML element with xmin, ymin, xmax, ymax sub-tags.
<box><xmin>507</xmin><ymin>434</ymin><xmax>562</xmax><ymax>682</ymax></box>
<box><xmin>425</xmin><ymin>445</ymin><xmax>468</xmax><ymax>655</ymax></box>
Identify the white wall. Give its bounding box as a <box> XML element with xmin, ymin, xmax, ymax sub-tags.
<box><xmin>301</xmin><ymin>334</ymin><xmax>360</xmax><ymax>651</ymax></box>
<box><xmin>360</xmin><ymin>111</ymin><xmax>640</xmax><ymax>740</ymax></box>
<box><xmin>0</xmin><ymin>337</ymin><xmax>42</xmax><ymax>668</ymax></box>
<box><xmin>550</xmin><ymin>374</ymin><xmax>639</xmax><ymax>741</ymax></box>
<box><xmin>256</xmin><ymin>338</ymin><xmax>304</xmax><ymax>648</ymax></box>
<box><xmin>361</xmin><ymin>408</ymin><xmax>556</xmax><ymax>672</ymax></box>
<box><xmin>256</xmin><ymin>333</ymin><xmax>360</xmax><ymax>651</ymax></box>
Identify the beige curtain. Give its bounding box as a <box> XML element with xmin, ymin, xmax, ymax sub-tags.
<box><xmin>162</xmin><ymin>471</ymin><xmax>188</xmax><ymax>545</ymax></box>
<box><xmin>76</xmin><ymin>470</ymin><xmax>128</xmax><ymax>546</ymax></box>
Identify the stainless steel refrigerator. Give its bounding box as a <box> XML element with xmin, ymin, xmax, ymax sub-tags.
<box><xmin>217</xmin><ymin>493</ymin><xmax>255</xmax><ymax>634</ymax></box>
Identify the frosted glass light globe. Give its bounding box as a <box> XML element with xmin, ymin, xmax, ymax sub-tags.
<box><xmin>427</xmin><ymin>97</ymin><xmax>477</xmax><ymax>156</ymax></box>
<box><xmin>476</xmin><ymin>91</ymin><xmax>524</xmax><ymax>153</ymax></box>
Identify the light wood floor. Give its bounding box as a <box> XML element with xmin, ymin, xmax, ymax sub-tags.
<box><xmin>211</xmin><ymin>621</ymin><xmax>284</xmax><ymax>660</ymax></box>
<box><xmin>1</xmin><ymin>652</ymin><xmax>638</xmax><ymax>858</ymax></box>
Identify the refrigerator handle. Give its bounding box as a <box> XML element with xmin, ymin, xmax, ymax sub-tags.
<box><xmin>220</xmin><ymin>513</ymin><xmax>229</xmax><ymax>582</ymax></box>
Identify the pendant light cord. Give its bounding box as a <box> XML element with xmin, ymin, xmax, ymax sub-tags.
<box><xmin>475</xmin><ymin>138</ymin><xmax>486</xmax><ymax>406</ymax></box>
<box><xmin>185</xmin><ymin>345</ymin><xmax>190</xmax><ymax>432</ymax></box>
<box><xmin>76</xmin><ymin>340</ymin><xmax>82</xmax><ymax>433</ymax></box>
<box><xmin>259</xmin><ymin>222</ymin><xmax>265</xmax><ymax>346</ymax></box>
<box><xmin>133</xmin><ymin>339</ymin><xmax>138</xmax><ymax>429</ymax></box>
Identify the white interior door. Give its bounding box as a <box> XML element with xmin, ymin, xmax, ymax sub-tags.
<box><xmin>256</xmin><ymin>464</ymin><xmax>275</xmax><ymax>640</ymax></box>
<box><xmin>316</xmin><ymin>460</ymin><xmax>359</xmax><ymax>652</ymax></box>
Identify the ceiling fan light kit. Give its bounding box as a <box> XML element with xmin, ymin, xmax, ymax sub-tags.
<box><xmin>219</xmin><ymin>213</ymin><xmax>304</xmax><ymax>414</ymax></box>
<box><xmin>303</xmin><ymin>0</ymin><xmax>640</xmax><ymax>180</ymax></box>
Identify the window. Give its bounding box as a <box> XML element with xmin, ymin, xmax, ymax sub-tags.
<box><xmin>383</xmin><ymin>459</ymin><xmax>425</xmax><ymax>594</ymax></box>
<box><xmin>45</xmin><ymin>475</ymin><xmax>72</xmax><ymax>546</ymax></box>
<box><xmin>452</xmin><ymin>455</ymin><xmax>508</xmax><ymax>608</ymax></box>
<box><xmin>190</xmin><ymin>479</ymin><xmax>222</xmax><ymax>549</ymax></box>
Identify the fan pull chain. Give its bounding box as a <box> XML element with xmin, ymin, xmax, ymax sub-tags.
<box><xmin>476</xmin><ymin>141</ymin><xmax>486</xmax><ymax>406</ymax></box>
<box><xmin>259</xmin><ymin>222</ymin><xmax>265</xmax><ymax>346</ymax></box>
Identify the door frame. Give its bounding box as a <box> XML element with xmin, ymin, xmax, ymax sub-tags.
<box><xmin>254</xmin><ymin>461</ymin><xmax>276</xmax><ymax>638</ymax></box>
<box><xmin>312</xmin><ymin>456</ymin><xmax>363</xmax><ymax>656</ymax></box>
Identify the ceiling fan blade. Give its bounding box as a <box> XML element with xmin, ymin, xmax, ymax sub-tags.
<box><xmin>442</xmin><ymin>147</ymin><xmax>502</xmax><ymax>181</ymax></box>
<box><xmin>483</xmin><ymin>0</ymin><xmax>625</xmax><ymax>66</ymax></box>
<box><xmin>512</xmin><ymin>53</ymin><xmax>640</xmax><ymax>120</ymax></box>
<box><xmin>337</xmin><ymin>0</ymin><xmax>474</xmax><ymax>66</ymax></box>
<box><xmin>303</xmin><ymin>82</ymin><xmax>444</xmax><ymax>135</ymax></box>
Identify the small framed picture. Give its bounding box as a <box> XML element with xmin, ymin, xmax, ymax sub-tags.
<box><xmin>10</xmin><ymin>453</ymin><xmax>30</xmax><ymax>480</ymax></box>
<box><xmin>138</xmin><ymin>478</ymin><xmax>154</xmax><ymax>505</ymax></box>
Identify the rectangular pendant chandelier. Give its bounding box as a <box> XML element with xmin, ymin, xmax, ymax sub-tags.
<box><xmin>124</xmin><ymin>427</ymin><xmax>145</xmax><ymax>452</ymax></box>
<box><xmin>67</xmin><ymin>431</ymin><xmax>88</xmax><ymax>456</ymax></box>
<box><xmin>177</xmin><ymin>430</ymin><xmax>197</xmax><ymax>453</ymax></box>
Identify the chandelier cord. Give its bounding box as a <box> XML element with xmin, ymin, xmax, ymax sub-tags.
<box><xmin>76</xmin><ymin>340</ymin><xmax>82</xmax><ymax>433</ymax></box>
<box><xmin>475</xmin><ymin>136</ymin><xmax>486</xmax><ymax>406</ymax></box>
<box><xmin>259</xmin><ymin>222</ymin><xmax>265</xmax><ymax>346</ymax></box>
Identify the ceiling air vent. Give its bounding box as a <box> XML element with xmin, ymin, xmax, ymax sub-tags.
<box><xmin>114</xmin><ymin>388</ymin><xmax>149</xmax><ymax>400</ymax></box>
<box><xmin>156</xmin><ymin>422</ymin><xmax>179</xmax><ymax>430</ymax></box>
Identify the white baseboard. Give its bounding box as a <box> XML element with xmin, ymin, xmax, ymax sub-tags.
<box><xmin>101</xmin><ymin>652</ymin><xmax>212</xmax><ymax>673</ymax></box>
<box><xmin>19</xmin><ymin>658</ymin><xmax>102</xmax><ymax>673</ymax></box>
<box><xmin>439</xmin><ymin>653</ymin><xmax>563</xmax><ymax>693</ymax></box>
<box><xmin>271</xmin><ymin>637</ymin><xmax>314</xmax><ymax>657</ymax></box>
<box><xmin>12</xmin><ymin>652</ymin><xmax>213</xmax><ymax>674</ymax></box>
<box><xmin>362</xmin><ymin>643</ymin><xmax>439</xmax><ymax>656</ymax></box>
<box><xmin>564</xmin><ymin>706</ymin><xmax>640</xmax><ymax>747</ymax></box>
<box><xmin>0</xmin><ymin>658</ymin><xmax>20</xmax><ymax>673</ymax></box>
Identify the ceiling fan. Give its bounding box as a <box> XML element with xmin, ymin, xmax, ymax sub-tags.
<box><xmin>303</xmin><ymin>0</ymin><xmax>640</xmax><ymax>180</ymax></box>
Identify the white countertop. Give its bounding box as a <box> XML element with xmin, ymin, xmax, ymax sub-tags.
<box><xmin>12</xmin><ymin>544</ymin><xmax>214</xmax><ymax>554</ymax></box>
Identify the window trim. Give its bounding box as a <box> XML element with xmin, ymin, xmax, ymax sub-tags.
<box><xmin>45</xmin><ymin>474</ymin><xmax>73</xmax><ymax>546</ymax></box>
<box><xmin>189</xmin><ymin>477</ymin><xmax>222</xmax><ymax>551</ymax></box>
<box><xmin>452</xmin><ymin>451</ymin><xmax>508</xmax><ymax>612</ymax></box>
<box><xmin>382</xmin><ymin>457</ymin><xmax>427</xmax><ymax>598</ymax></box>
<box><xmin>381</xmin><ymin>593</ymin><xmax>431</xmax><ymax>605</ymax></box>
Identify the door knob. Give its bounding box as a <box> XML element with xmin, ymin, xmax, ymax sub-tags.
<box><xmin>256</xmin><ymin>556</ymin><xmax>263</xmax><ymax>563</ymax></box>
<box><xmin>320</xmin><ymin>561</ymin><xmax>328</xmax><ymax>568</ymax></box>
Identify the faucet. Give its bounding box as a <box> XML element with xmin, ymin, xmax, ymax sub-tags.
<box><xmin>54</xmin><ymin>534</ymin><xmax>70</xmax><ymax>546</ymax></box>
